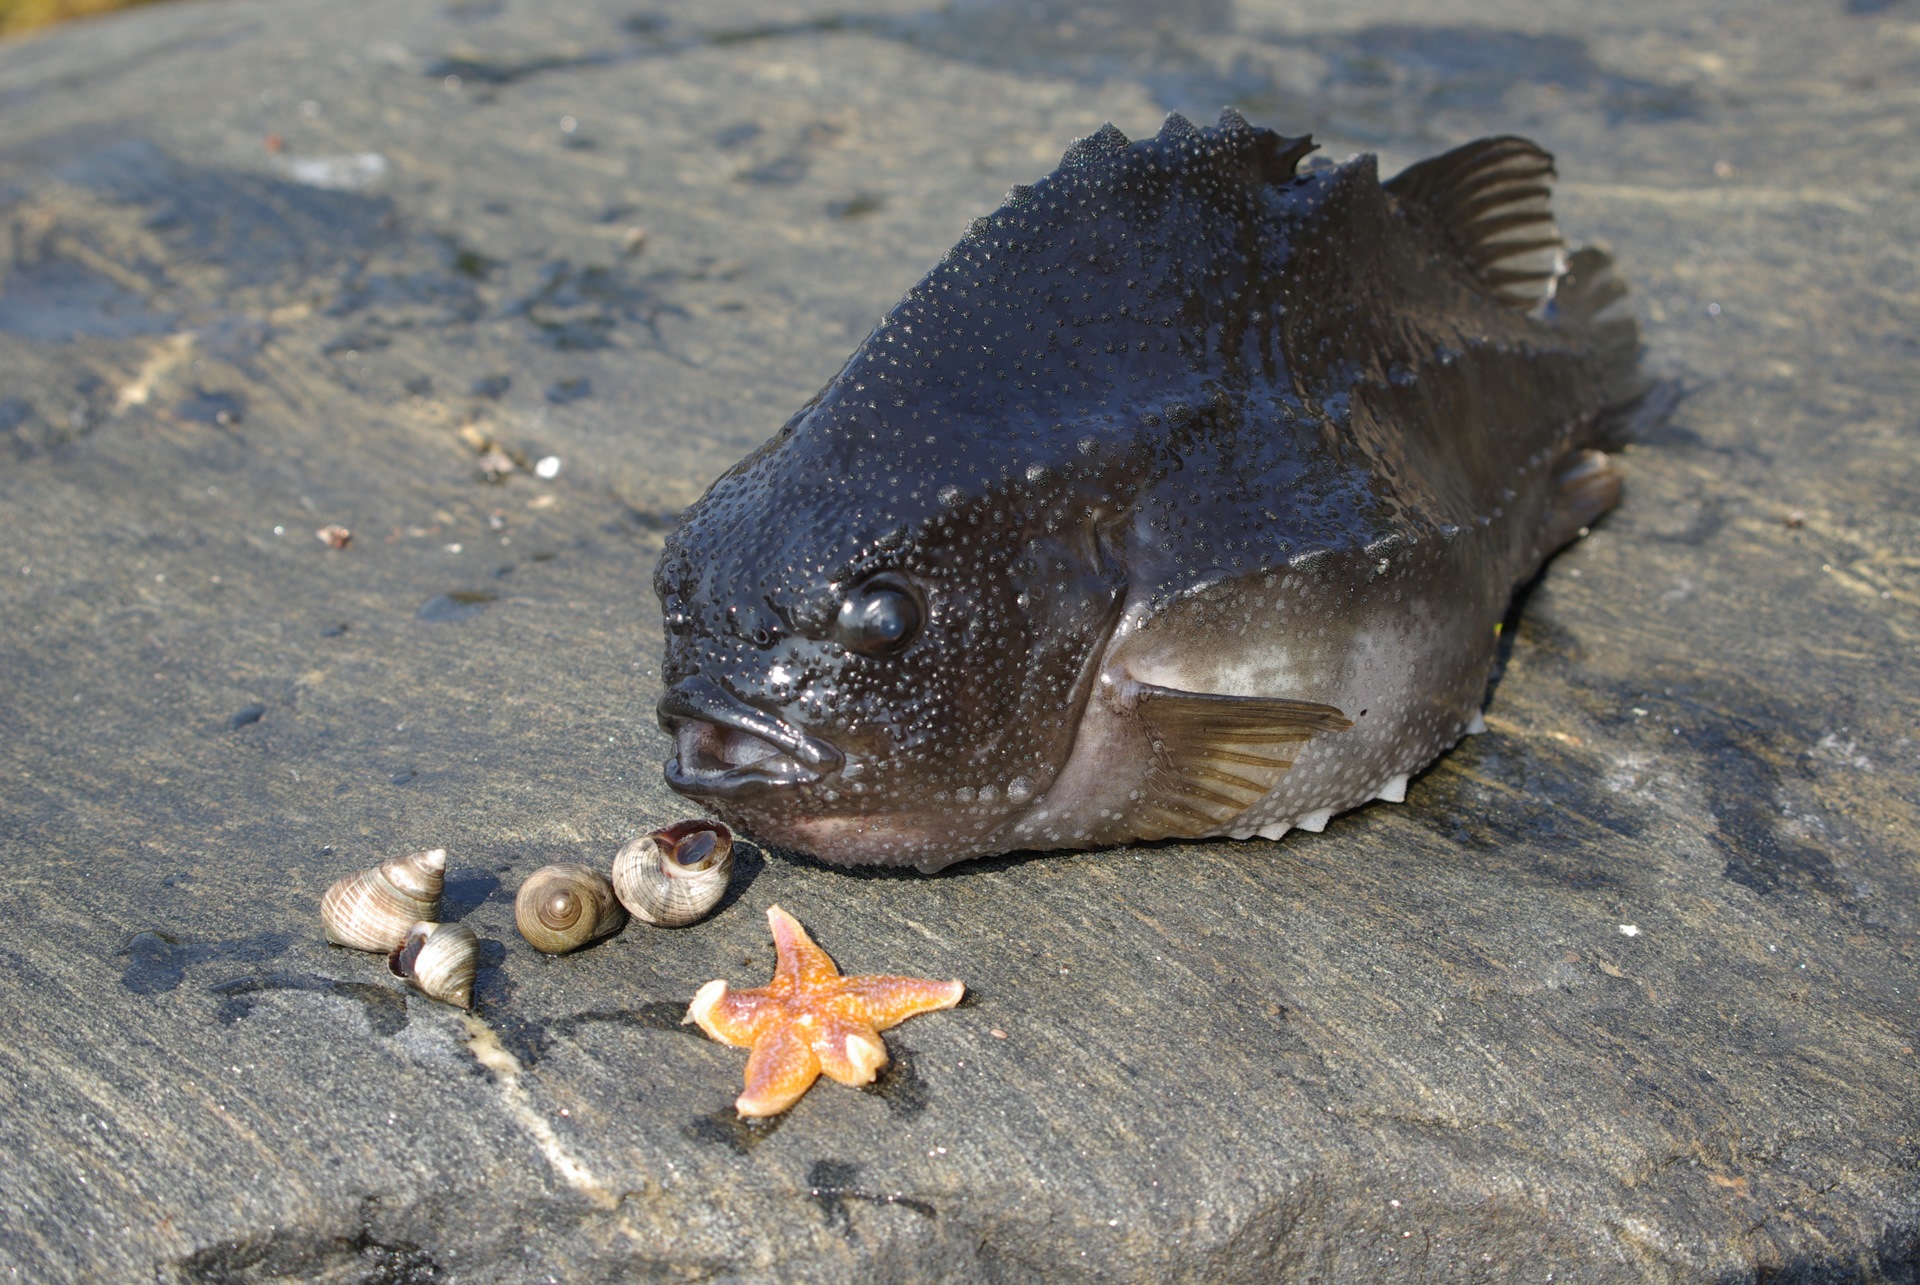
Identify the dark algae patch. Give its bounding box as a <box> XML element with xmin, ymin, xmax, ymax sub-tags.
<box><xmin>857</xmin><ymin>1041</ymin><xmax>933</xmax><ymax>1118</ymax></box>
<box><xmin>120</xmin><ymin>932</ymin><xmax>292</xmax><ymax>995</ymax></box>
<box><xmin>166</xmin><ymin>1223</ymin><xmax>438</xmax><ymax>1285</ymax></box>
<box><xmin>685</xmin><ymin>1107</ymin><xmax>785</xmax><ymax>1155</ymax></box>
<box><xmin>172</xmin><ymin>389</ymin><xmax>245</xmax><ymax>427</ymax></box>
<box><xmin>481</xmin><ymin>1002</ymin><xmax>706</xmax><ymax>1070</ymax></box>
<box><xmin>806</xmin><ymin>1160</ymin><xmax>936</xmax><ymax>1237</ymax></box>
<box><xmin>208</xmin><ymin>974</ymin><xmax>409</xmax><ymax>1036</ymax></box>
<box><xmin>544</xmin><ymin>375</ymin><xmax>592</xmax><ymax>404</ymax></box>
<box><xmin>414</xmin><ymin>591</ymin><xmax>496</xmax><ymax>622</ymax></box>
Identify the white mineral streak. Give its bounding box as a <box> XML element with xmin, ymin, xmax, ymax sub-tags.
<box><xmin>284</xmin><ymin>152</ymin><xmax>388</xmax><ymax>190</ymax></box>
<box><xmin>460</xmin><ymin>1013</ymin><xmax>616</xmax><ymax>1209</ymax></box>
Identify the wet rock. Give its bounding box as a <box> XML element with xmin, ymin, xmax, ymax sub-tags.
<box><xmin>0</xmin><ymin>0</ymin><xmax>1915</xmax><ymax>1281</ymax></box>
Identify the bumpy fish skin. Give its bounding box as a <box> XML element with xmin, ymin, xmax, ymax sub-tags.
<box><xmin>654</xmin><ymin>110</ymin><xmax>1654</xmax><ymax>871</ymax></box>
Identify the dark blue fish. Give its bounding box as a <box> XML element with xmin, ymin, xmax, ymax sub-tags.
<box><xmin>654</xmin><ymin>110</ymin><xmax>1658</xmax><ymax>871</ymax></box>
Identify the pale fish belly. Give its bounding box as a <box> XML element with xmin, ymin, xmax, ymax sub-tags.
<box><xmin>1120</xmin><ymin>552</ymin><xmax>1503</xmax><ymax>843</ymax></box>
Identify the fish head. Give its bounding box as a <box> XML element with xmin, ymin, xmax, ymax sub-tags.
<box><xmin>652</xmin><ymin>110</ymin><xmax>1319</xmax><ymax>867</ymax></box>
<box><xmin>653</xmin><ymin>391</ymin><xmax>1133</xmax><ymax>869</ymax></box>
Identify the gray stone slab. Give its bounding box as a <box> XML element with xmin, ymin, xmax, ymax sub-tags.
<box><xmin>0</xmin><ymin>0</ymin><xmax>1915</xmax><ymax>1279</ymax></box>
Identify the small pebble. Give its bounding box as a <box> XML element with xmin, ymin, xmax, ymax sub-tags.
<box><xmin>534</xmin><ymin>455</ymin><xmax>562</xmax><ymax>479</ymax></box>
<box><xmin>317</xmin><ymin>525</ymin><xmax>351</xmax><ymax>549</ymax></box>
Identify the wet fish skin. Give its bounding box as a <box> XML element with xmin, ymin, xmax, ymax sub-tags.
<box><xmin>653</xmin><ymin>110</ymin><xmax>1655</xmax><ymax>871</ymax></box>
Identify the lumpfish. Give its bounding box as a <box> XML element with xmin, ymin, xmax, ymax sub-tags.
<box><xmin>653</xmin><ymin>109</ymin><xmax>1659</xmax><ymax>872</ymax></box>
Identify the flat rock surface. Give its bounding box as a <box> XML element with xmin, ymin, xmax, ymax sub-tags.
<box><xmin>1</xmin><ymin>0</ymin><xmax>1917</xmax><ymax>1280</ymax></box>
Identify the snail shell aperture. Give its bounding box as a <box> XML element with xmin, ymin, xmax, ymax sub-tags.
<box><xmin>320</xmin><ymin>848</ymin><xmax>447</xmax><ymax>952</ymax></box>
<box><xmin>515</xmin><ymin>863</ymin><xmax>627</xmax><ymax>954</ymax></box>
<box><xmin>388</xmin><ymin>921</ymin><xmax>479</xmax><ymax>1009</ymax></box>
<box><xmin>611</xmin><ymin>820</ymin><xmax>734</xmax><ymax>928</ymax></box>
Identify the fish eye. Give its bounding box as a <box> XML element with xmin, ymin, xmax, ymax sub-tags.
<box><xmin>835</xmin><ymin>575</ymin><xmax>921</xmax><ymax>657</ymax></box>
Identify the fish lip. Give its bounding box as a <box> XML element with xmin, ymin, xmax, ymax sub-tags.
<box><xmin>657</xmin><ymin>676</ymin><xmax>844</xmax><ymax>798</ymax></box>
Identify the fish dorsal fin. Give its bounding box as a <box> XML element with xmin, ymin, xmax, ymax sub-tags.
<box><xmin>1156</xmin><ymin>111</ymin><xmax>1201</xmax><ymax>147</ymax></box>
<box><xmin>1385</xmin><ymin>136</ymin><xmax>1564</xmax><ymax>311</ymax></box>
<box><xmin>1063</xmin><ymin>122</ymin><xmax>1132</xmax><ymax>169</ymax></box>
<box><xmin>1131</xmin><ymin>683</ymin><xmax>1352</xmax><ymax>838</ymax></box>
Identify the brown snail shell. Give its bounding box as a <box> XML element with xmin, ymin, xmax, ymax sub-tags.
<box><xmin>515</xmin><ymin>863</ymin><xmax>626</xmax><ymax>954</ymax></box>
<box><xmin>320</xmin><ymin>848</ymin><xmax>447</xmax><ymax>952</ymax></box>
<box><xmin>388</xmin><ymin>921</ymin><xmax>479</xmax><ymax>1009</ymax></box>
<box><xmin>611</xmin><ymin>820</ymin><xmax>734</xmax><ymax>928</ymax></box>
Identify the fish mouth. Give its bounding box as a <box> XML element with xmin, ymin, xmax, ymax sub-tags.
<box><xmin>658</xmin><ymin>676</ymin><xmax>844</xmax><ymax>799</ymax></box>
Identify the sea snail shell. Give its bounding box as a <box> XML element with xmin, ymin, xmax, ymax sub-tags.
<box><xmin>388</xmin><ymin>921</ymin><xmax>479</xmax><ymax>1009</ymax></box>
<box><xmin>611</xmin><ymin>820</ymin><xmax>734</xmax><ymax>927</ymax></box>
<box><xmin>515</xmin><ymin>864</ymin><xmax>627</xmax><ymax>954</ymax></box>
<box><xmin>320</xmin><ymin>848</ymin><xmax>447</xmax><ymax>953</ymax></box>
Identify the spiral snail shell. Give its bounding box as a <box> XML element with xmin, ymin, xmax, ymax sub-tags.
<box><xmin>515</xmin><ymin>864</ymin><xmax>627</xmax><ymax>954</ymax></box>
<box><xmin>611</xmin><ymin>820</ymin><xmax>734</xmax><ymax>927</ymax></box>
<box><xmin>388</xmin><ymin>921</ymin><xmax>480</xmax><ymax>1009</ymax></box>
<box><xmin>320</xmin><ymin>848</ymin><xmax>447</xmax><ymax>953</ymax></box>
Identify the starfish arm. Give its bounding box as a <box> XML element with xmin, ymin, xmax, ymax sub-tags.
<box><xmin>812</xmin><ymin>1017</ymin><xmax>890</xmax><ymax>1087</ymax></box>
<box><xmin>687</xmin><ymin>981</ymin><xmax>786</xmax><ymax>1048</ymax></box>
<box><xmin>766</xmin><ymin>904</ymin><xmax>845</xmax><ymax>989</ymax></box>
<box><xmin>736</xmin><ymin>1022</ymin><xmax>822</xmax><ymax>1118</ymax></box>
<box><xmin>836</xmin><ymin>975</ymin><xmax>967</xmax><ymax>1030</ymax></box>
<box><xmin>709</xmin><ymin>909</ymin><xmax>965</xmax><ymax>1115</ymax></box>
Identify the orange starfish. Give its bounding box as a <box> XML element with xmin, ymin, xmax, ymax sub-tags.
<box><xmin>685</xmin><ymin>904</ymin><xmax>966</xmax><ymax>1117</ymax></box>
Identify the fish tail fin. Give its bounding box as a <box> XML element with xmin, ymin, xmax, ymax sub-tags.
<box><xmin>1548</xmin><ymin>245</ymin><xmax>1681</xmax><ymax>448</ymax></box>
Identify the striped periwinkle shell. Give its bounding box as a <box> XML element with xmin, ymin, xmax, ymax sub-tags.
<box><xmin>611</xmin><ymin>821</ymin><xmax>734</xmax><ymax>928</ymax></box>
<box><xmin>515</xmin><ymin>863</ymin><xmax>626</xmax><ymax>954</ymax></box>
<box><xmin>388</xmin><ymin>921</ymin><xmax>479</xmax><ymax>1009</ymax></box>
<box><xmin>319</xmin><ymin>849</ymin><xmax>446</xmax><ymax>953</ymax></box>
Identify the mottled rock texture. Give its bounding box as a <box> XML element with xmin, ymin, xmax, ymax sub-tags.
<box><xmin>0</xmin><ymin>0</ymin><xmax>1916</xmax><ymax>1280</ymax></box>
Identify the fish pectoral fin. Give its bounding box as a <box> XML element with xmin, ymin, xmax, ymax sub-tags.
<box><xmin>1131</xmin><ymin>684</ymin><xmax>1352</xmax><ymax>838</ymax></box>
<box><xmin>1542</xmin><ymin>447</ymin><xmax>1623</xmax><ymax>549</ymax></box>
